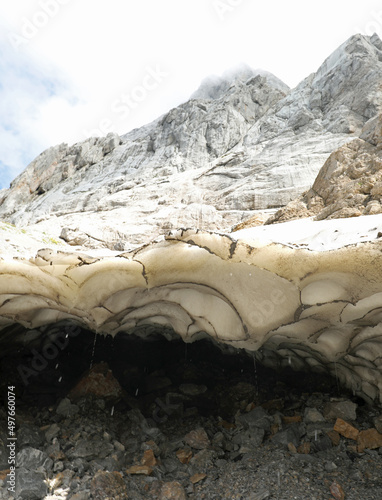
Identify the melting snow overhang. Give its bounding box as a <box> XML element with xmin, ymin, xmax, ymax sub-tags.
<box><xmin>1</xmin><ymin>214</ymin><xmax>382</xmax><ymax>404</ymax></box>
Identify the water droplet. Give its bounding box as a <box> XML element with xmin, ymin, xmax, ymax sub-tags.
<box><xmin>55</xmin><ymin>364</ymin><xmax>59</xmax><ymax>369</ymax></box>
<box><xmin>58</xmin><ymin>376</ymin><xmax>62</xmax><ymax>383</ymax></box>
<box><xmin>135</xmin><ymin>388</ymin><xmax>139</xmax><ymax>396</ymax></box>
<box><xmin>111</xmin><ymin>406</ymin><xmax>114</xmax><ymax>416</ymax></box>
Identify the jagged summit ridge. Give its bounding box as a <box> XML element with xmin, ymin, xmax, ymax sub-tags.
<box><xmin>0</xmin><ymin>33</ymin><xmax>382</xmax><ymax>250</ymax></box>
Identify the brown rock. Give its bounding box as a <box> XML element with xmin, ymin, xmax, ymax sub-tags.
<box><xmin>184</xmin><ymin>427</ymin><xmax>210</xmax><ymax>449</ymax></box>
<box><xmin>126</xmin><ymin>465</ymin><xmax>152</xmax><ymax>475</ymax></box>
<box><xmin>68</xmin><ymin>362</ymin><xmax>123</xmax><ymax>401</ymax></box>
<box><xmin>287</xmin><ymin>442</ymin><xmax>297</xmax><ymax>454</ymax></box>
<box><xmin>232</xmin><ymin>212</ymin><xmax>270</xmax><ymax>231</ymax></box>
<box><xmin>90</xmin><ymin>471</ymin><xmax>128</xmax><ymax>500</ymax></box>
<box><xmin>160</xmin><ymin>481</ymin><xmax>187</xmax><ymax>499</ymax></box>
<box><xmin>357</xmin><ymin>428</ymin><xmax>382</xmax><ymax>452</ymax></box>
<box><xmin>190</xmin><ymin>473</ymin><xmax>207</xmax><ymax>484</ymax></box>
<box><xmin>282</xmin><ymin>415</ymin><xmax>302</xmax><ymax>424</ymax></box>
<box><xmin>333</xmin><ymin>418</ymin><xmax>359</xmax><ymax>440</ymax></box>
<box><xmin>0</xmin><ymin>470</ymin><xmax>10</xmax><ymax>481</ymax></box>
<box><xmin>142</xmin><ymin>449</ymin><xmax>157</xmax><ymax>467</ymax></box>
<box><xmin>330</xmin><ymin>480</ymin><xmax>345</xmax><ymax>500</ymax></box>
<box><xmin>327</xmin><ymin>430</ymin><xmax>341</xmax><ymax>446</ymax></box>
<box><xmin>261</xmin><ymin>399</ymin><xmax>284</xmax><ymax>412</ymax></box>
<box><xmin>297</xmin><ymin>442</ymin><xmax>311</xmax><ymax>454</ymax></box>
<box><xmin>176</xmin><ymin>448</ymin><xmax>193</xmax><ymax>464</ymax></box>
<box><xmin>218</xmin><ymin>420</ymin><xmax>236</xmax><ymax>430</ymax></box>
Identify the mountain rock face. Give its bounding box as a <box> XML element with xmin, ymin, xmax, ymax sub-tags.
<box><xmin>256</xmin><ymin>114</ymin><xmax>382</xmax><ymax>225</ymax></box>
<box><xmin>1</xmin><ymin>34</ymin><xmax>382</xmax><ymax>249</ymax></box>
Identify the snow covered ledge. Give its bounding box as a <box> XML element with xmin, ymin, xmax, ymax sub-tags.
<box><xmin>1</xmin><ymin>214</ymin><xmax>382</xmax><ymax>404</ymax></box>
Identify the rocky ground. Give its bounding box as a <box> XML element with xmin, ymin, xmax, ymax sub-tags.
<box><xmin>1</xmin><ymin>335</ymin><xmax>382</xmax><ymax>500</ymax></box>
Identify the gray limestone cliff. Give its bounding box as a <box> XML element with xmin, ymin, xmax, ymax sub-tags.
<box><xmin>1</xmin><ymin>33</ymin><xmax>382</xmax><ymax>249</ymax></box>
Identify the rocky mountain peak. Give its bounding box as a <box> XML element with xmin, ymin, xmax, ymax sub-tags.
<box><xmin>0</xmin><ymin>34</ymin><xmax>381</xmax><ymax>251</ymax></box>
<box><xmin>190</xmin><ymin>63</ymin><xmax>289</xmax><ymax>100</ymax></box>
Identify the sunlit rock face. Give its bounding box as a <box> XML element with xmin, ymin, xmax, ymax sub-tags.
<box><xmin>0</xmin><ymin>34</ymin><xmax>382</xmax><ymax>249</ymax></box>
<box><xmin>1</xmin><ymin>214</ymin><xmax>382</xmax><ymax>404</ymax></box>
<box><xmin>264</xmin><ymin>114</ymin><xmax>382</xmax><ymax>225</ymax></box>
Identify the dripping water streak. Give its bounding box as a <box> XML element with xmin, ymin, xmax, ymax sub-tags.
<box><xmin>253</xmin><ymin>353</ymin><xmax>259</xmax><ymax>397</ymax></box>
<box><xmin>90</xmin><ymin>332</ymin><xmax>97</xmax><ymax>369</ymax></box>
<box><xmin>334</xmin><ymin>362</ymin><xmax>340</xmax><ymax>394</ymax></box>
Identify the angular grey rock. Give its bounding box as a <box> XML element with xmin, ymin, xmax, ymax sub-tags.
<box><xmin>17</xmin><ymin>424</ymin><xmax>44</xmax><ymax>449</ymax></box>
<box><xmin>311</xmin><ymin>434</ymin><xmax>333</xmax><ymax>453</ymax></box>
<box><xmin>236</xmin><ymin>406</ymin><xmax>272</xmax><ymax>432</ymax></box>
<box><xmin>323</xmin><ymin>400</ymin><xmax>358</xmax><ymax>421</ymax></box>
<box><xmin>232</xmin><ymin>428</ymin><xmax>265</xmax><ymax>449</ymax></box>
<box><xmin>69</xmin><ymin>439</ymin><xmax>112</xmax><ymax>460</ymax></box>
<box><xmin>16</xmin><ymin>447</ymin><xmax>51</xmax><ymax>470</ymax></box>
<box><xmin>303</xmin><ymin>407</ymin><xmax>326</xmax><ymax>424</ymax></box>
<box><xmin>45</xmin><ymin>423</ymin><xmax>60</xmax><ymax>442</ymax></box>
<box><xmin>272</xmin><ymin>424</ymin><xmax>305</xmax><ymax>447</ymax></box>
<box><xmin>56</xmin><ymin>397</ymin><xmax>79</xmax><ymax>417</ymax></box>
<box><xmin>15</xmin><ymin>468</ymin><xmax>47</xmax><ymax>499</ymax></box>
<box><xmin>189</xmin><ymin>448</ymin><xmax>217</xmax><ymax>472</ymax></box>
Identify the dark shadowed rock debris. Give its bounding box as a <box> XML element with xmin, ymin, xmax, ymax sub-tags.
<box><xmin>56</xmin><ymin>397</ymin><xmax>79</xmax><ymax>417</ymax></box>
<box><xmin>272</xmin><ymin>423</ymin><xmax>305</xmax><ymax>447</ymax></box>
<box><xmin>68</xmin><ymin>362</ymin><xmax>123</xmax><ymax>401</ymax></box>
<box><xmin>236</xmin><ymin>405</ymin><xmax>272</xmax><ymax>431</ymax></box>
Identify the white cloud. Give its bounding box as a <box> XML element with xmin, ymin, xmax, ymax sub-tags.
<box><xmin>0</xmin><ymin>0</ymin><xmax>381</xmax><ymax>188</ymax></box>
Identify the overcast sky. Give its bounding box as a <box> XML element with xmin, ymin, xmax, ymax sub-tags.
<box><xmin>0</xmin><ymin>0</ymin><xmax>381</xmax><ymax>188</ymax></box>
